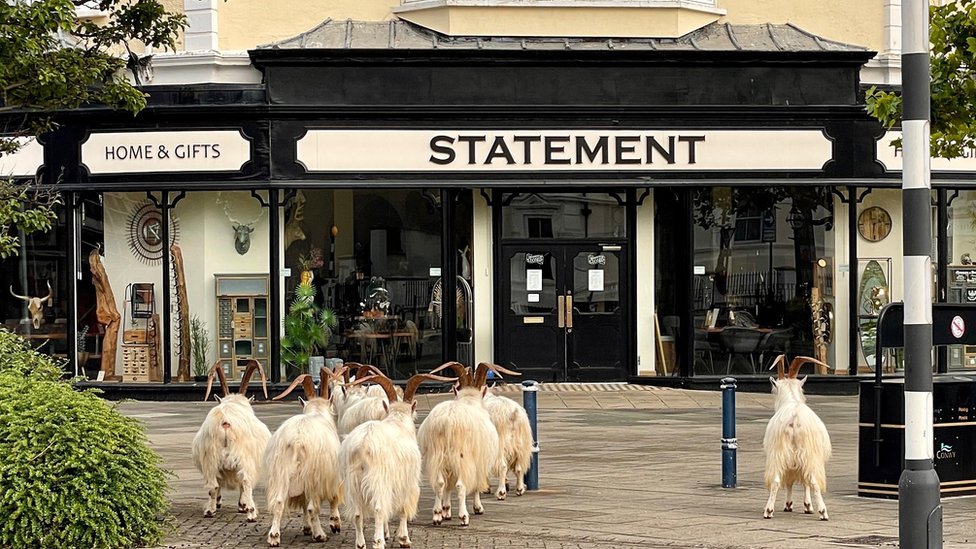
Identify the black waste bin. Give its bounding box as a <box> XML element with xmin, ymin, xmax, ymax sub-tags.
<box><xmin>859</xmin><ymin>375</ymin><xmax>976</xmax><ymax>498</ymax></box>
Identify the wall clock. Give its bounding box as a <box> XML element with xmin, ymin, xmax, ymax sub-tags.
<box><xmin>126</xmin><ymin>202</ymin><xmax>179</xmax><ymax>265</ymax></box>
<box><xmin>858</xmin><ymin>206</ymin><xmax>892</xmax><ymax>242</ymax></box>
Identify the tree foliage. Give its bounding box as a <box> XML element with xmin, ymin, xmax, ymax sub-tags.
<box><xmin>0</xmin><ymin>179</ymin><xmax>60</xmax><ymax>258</ymax></box>
<box><xmin>866</xmin><ymin>0</ymin><xmax>976</xmax><ymax>158</ymax></box>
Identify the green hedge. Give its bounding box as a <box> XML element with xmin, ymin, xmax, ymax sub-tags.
<box><xmin>0</xmin><ymin>330</ymin><xmax>170</xmax><ymax>548</ymax></box>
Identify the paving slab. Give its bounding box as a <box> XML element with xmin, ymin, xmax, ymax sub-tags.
<box><xmin>123</xmin><ymin>387</ymin><xmax>976</xmax><ymax>549</ymax></box>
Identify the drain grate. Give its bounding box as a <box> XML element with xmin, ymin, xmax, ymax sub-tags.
<box><xmin>830</xmin><ymin>535</ymin><xmax>898</xmax><ymax>546</ymax></box>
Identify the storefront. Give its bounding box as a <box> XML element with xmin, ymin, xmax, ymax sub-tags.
<box><xmin>3</xmin><ymin>19</ymin><xmax>943</xmax><ymax>396</ymax></box>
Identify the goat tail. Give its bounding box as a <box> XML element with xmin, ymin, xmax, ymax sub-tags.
<box><xmin>510</xmin><ymin>409</ymin><xmax>534</xmax><ymax>473</ymax></box>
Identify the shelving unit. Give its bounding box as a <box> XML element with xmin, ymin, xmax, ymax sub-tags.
<box><xmin>215</xmin><ymin>274</ymin><xmax>270</xmax><ymax>379</ymax></box>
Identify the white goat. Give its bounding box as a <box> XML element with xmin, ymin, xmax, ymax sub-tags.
<box><xmin>483</xmin><ymin>381</ymin><xmax>533</xmax><ymax>500</ymax></box>
<box><xmin>191</xmin><ymin>360</ymin><xmax>271</xmax><ymax>522</ymax></box>
<box><xmin>418</xmin><ymin>362</ymin><xmax>500</xmax><ymax>526</ymax></box>
<box><xmin>332</xmin><ymin>364</ymin><xmax>400</xmax><ymax>426</ymax></box>
<box><xmin>263</xmin><ymin>368</ymin><xmax>346</xmax><ymax>546</ymax></box>
<box><xmin>340</xmin><ymin>372</ymin><xmax>453</xmax><ymax>549</ymax></box>
<box><xmin>337</xmin><ymin>365</ymin><xmax>397</xmax><ymax>436</ymax></box>
<box><xmin>763</xmin><ymin>355</ymin><xmax>832</xmax><ymax>521</ymax></box>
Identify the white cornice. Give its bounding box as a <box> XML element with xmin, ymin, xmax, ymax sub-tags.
<box><xmin>143</xmin><ymin>51</ymin><xmax>262</xmax><ymax>86</ymax></box>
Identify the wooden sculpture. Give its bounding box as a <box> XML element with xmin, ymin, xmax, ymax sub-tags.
<box><xmin>90</xmin><ymin>247</ymin><xmax>121</xmax><ymax>380</ymax></box>
<box><xmin>172</xmin><ymin>244</ymin><xmax>192</xmax><ymax>382</ymax></box>
<box><xmin>148</xmin><ymin>313</ymin><xmax>163</xmax><ymax>382</ymax></box>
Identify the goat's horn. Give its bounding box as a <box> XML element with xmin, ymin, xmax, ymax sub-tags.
<box><xmin>342</xmin><ymin>363</ymin><xmax>360</xmax><ymax>383</ymax></box>
<box><xmin>788</xmin><ymin>356</ymin><xmax>828</xmax><ymax>379</ymax></box>
<box><xmin>321</xmin><ymin>366</ymin><xmax>347</xmax><ymax>399</ymax></box>
<box><xmin>350</xmin><ymin>374</ymin><xmax>399</xmax><ymax>403</ymax></box>
<box><xmin>204</xmin><ymin>360</ymin><xmax>230</xmax><ymax>401</ymax></box>
<box><xmin>768</xmin><ymin>354</ymin><xmax>787</xmax><ymax>380</ymax></box>
<box><xmin>356</xmin><ymin>364</ymin><xmax>385</xmax><ymax>381</ymax></box>
<box><xmin>42</xmin><ymin>280</ymin><xmax>53</xmax><ymax>305</ymax></box>
<box><xmin>429</xmin><ymin>362</ymin><xmax>470</xmax><ymax>387</ymax></box>
<box><xmin>9</xmin><ymin>286</ymin><xmax>29</xmax><ymax>302</ymax></box>
<box><xmin>273</xmin><ymin>374</ymin><xmax>315</xmax><ymax>401</ymax></box>
<box><xmin>404</xmin><ymin>373</ymin><xmax>458</xmax><ymax>402</ymax></box>
<box><xmin>474</xmin><ymin>362</ymin><xmax>521</xmax><ymax>388</ymax></box>
<box><xmin>239</xmin><ymin>360</ymin><xmax>268</xmax><ymax>399</ymax></box>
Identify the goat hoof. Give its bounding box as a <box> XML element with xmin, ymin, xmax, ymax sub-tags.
<box><xmin>268</xmin><ymin>533</ymin><xmax>280</xmax><ymax>547</ymax></box>
<box><xmin>432</xmin><ymin>513</ymin><xmax>442</xmax><ymax>526</ymax></box>
<box><xmin>496</xmin><ymin>491</ymin><xmax>506</xmax><ymax>501</ymax></box>
<box><xmin>516</xmin><ymin>487</ymin><xmax>526</xmax><ymax>496</ymax></box>
<box><xmin>763</xmin><ymin>509</ymin><xmax>773</xmax><ymax>519</ymax></box>
<box><xmin>313</xmin><ymin>534</ymin><xmax>327</xmax><ymax>542</ymax></box>
<box><xmin>331</xmin><ymin>525</ymin><xmax>341</xmax><ymax>534</ymax></box>
<box><xmin>459</xmin><ymin>515</ymin><xmax>469</xmax><ymax>526</ymax></box>
<box><xmin>803</xmin><ymin>503</ymin><xmax>813</xmax><ymax>514</ymax></box>
<box><xmin>203</xmin><ymin>510</ymin><xmax>215</xmax><ymax>518</ymax></box>
<box><xmin>238</xmin><ymin>503</ymin><xmax>247</xmax><ymax>513</ymax></box>
<box><xmin>473</xmin><ymin>506</ymin><xmax>484</xmax><ymax>515</ymax></box>
<box><xmin>398</xmin><ymin>536</ymin><xmax>411</xmax><ymax>548</ymax></box>
<box><xmin>784</xmin><ymin>502</ymin><xmax>793</xmax><ymax>512</ymax></box>
<box><xmin>303</xmin><ymin>526</ymin><xmax>313</xmax><ymax>536</ymax></box>
<box><xmin>819</xmin><ymin>510</ymin><xmax>829</xmax><ymax>521</ymax></box>
<box><xmin>247</xmin><ymin>517</ymin><xmax>258</xmax><ymax>523</ymax></box>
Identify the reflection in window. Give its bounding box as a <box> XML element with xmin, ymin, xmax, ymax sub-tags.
<box><xmin>503</xmin><ymin>193</ymin><xmax>625</xmax><ymax>239</ymax></box>
<box><xmin>572</xmin><ymin>252</ymin><xmax>620</xmax><ymax>313</ymax></box>
<box><xmin>691</xmin><ymin>187</ymin><xmax>836</xmax><ymax>376</ymax></box>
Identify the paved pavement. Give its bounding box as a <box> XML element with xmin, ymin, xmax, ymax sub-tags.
<box><xmin>122</xmin><ymin>384</ymin><xmax>976</xmax><ymax>548</ymax></box>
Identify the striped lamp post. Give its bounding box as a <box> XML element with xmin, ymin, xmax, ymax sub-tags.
<box><xmin>899</xmin><ymin>0</ymin><xmax>942</xmax><ymax>546</ymax></box>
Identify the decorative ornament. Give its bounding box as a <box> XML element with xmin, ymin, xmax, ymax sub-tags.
<box><xmin>216</xmin><ymin>192</ymin><xmax>265</xmax><ymax>255</ymax></box>
<box><xmin>963</xmin><ymin>253</ymin><xmax>972</xmax><ymax>266</ymax></box>
<box><xmin>857</xmin><ymin>206</ymin><xmax>893</xmax><ymax>242</ymax></box>
<box><xmin>126</xmin><ymin>202</ymin><xmax>179</xmax><ymax>265</ymax></box>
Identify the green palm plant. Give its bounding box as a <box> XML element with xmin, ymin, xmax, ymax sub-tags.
<box><xmin>281</xmin><ymin>281</ymin><xmax>337</xmax><ymax>379</ymax></box>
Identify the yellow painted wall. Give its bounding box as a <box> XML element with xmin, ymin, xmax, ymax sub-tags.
<box><xmin>719</xmin><ymin>0</ymin><xmax>884</xmax><ymax>52</ymax></box>
<box><xmin>218</xmin><ymin>0</ymin><xmax>397</xmax><ymax>50</ymax></box>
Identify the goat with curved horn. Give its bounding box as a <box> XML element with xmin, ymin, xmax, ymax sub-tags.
<box><xmin>264</xmin><ymin>367</ymin><xmax>345</xmax><ymax>545</ymax></box>
<box><xmin>273</xmin><ymin>374</ymin><xmax>317</xmax><ymax>401</ymax></box>
<box><xmin>193</xmin><ymin>361</ymin><xmax>272</xmax><ymax>522</ymax></box>
<box><xmin>788</xmin><ymin>356</ymin><xmax>828</xmax><ymax>379</ymax></box>
<box><xmin>238</xmin><ymin>360</ymin><xmax>269</xmax><ymax>400</ymax></box>
<box><xmin>483</xmin><ymin>379</ymin><xmax>534</xmax><ymax>500</ymax></box>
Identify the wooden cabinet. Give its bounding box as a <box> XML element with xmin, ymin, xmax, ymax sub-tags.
<box><xmin>215</xmin><ymin>274</ymin><xmax>270</xmax><ymax>380</ymax></box>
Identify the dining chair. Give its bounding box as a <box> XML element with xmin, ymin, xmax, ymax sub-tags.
<box><xmin>719</xmin><ymin>327</ymin><xmax>764</xmax><ymax>374</ymax></box>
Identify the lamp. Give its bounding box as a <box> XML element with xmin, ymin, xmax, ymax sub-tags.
<box><xmin>787</xmin><ymin>206</ymin><xmax>805</xmax><ymax>230</ymax></box>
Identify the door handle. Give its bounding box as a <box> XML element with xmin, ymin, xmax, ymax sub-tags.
<box><xmin>565</xmin><ymin>294</ymin><xmax>573</xmax><ymax>330</ymax></box>
<box><xmin>557</xmin><ymin>295</ymin><xmax>565</xmax><ymax>328</ymax></box>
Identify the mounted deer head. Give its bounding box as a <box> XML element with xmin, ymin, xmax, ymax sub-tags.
<box><xmin>10</xmin><ymin>281</ymin><xmax>53</xmax><ymax>329</ymax></box>
<box><xmin>284</xmin><ymin>191</ymin><xmax>306</xmax><ymax>251</ymax></box>
<box><xmin>216</xmin><ymin>192</ymin><xmax>265</xmax><ymax>256</ymax></box>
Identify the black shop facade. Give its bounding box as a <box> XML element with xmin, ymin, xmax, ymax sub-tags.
<box><xmin>1</xmin><ymin>20</ymin><xmax>916</xmax><ymax>399</ymax></box>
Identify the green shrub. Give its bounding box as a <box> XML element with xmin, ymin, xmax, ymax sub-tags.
<box><xmin>0</xmin><ymin>328</ymin><xmax>65</xmax><ymax>381</ymax></box>
<box><xmin>0</xmin><ymin>358</ymin><xmax>170</xmax><ymax>548</ymax></box>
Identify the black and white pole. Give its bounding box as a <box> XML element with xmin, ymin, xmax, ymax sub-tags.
<box><xmin>900</xmin><ymin>0</ymin><xmax>942</xmax><ymax>546</ymax></box>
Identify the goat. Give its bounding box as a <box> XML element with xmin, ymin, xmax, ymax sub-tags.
<box><xmin>417</xmin><ymin>362</ymin><xmax>501</xmax><ymax>526</ymax></box>
<box><xmin>332</xmin><ymin>364</ymin><xmax>399</xmax><ymax>426</ymax></box>
<box><xmin>191</xmin><ymin>360</ymin><xmax>270</xmax><ymax>522</ymax></box>
<box><xmin>340</xmin><ymin>372</ymin><xmax>454</xmax><ymax>549</ymax></box>
<box><xmin>482</xmin><ymin>377</ymin><xmax>533</xmax><ymax>500</ymax></box>
<box><xmin>263</xmin><ymin>368</ymin><xmax>346</xmax><ymax>546</ymax></box>
<box><xmin>763</xmin><ymin>355</ymin><xmax>832</xmax><ymax>521</ymax></box>
<box><xmin>338</xmin><ymin>366</ymin><xmax>403</xmax><ymax>437</ymax></box>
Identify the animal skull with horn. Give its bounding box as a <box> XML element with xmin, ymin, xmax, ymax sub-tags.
<box><xmin>284</xmin><ymin>190</ymin><xmax>307</xmax><ymax>251</ymax></box>
<box><xmin>216</xmin><ymin>192</ymin><xmax>266</xmax><ymax>256</ymax></box>
<box><xmin>10</xmin><ymin>280</ymin><xmax>53</xmax><ymax>329</ymax></box>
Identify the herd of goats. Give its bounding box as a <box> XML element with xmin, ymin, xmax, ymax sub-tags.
<box><xmin>188</xmin><ymin>355</ymin><xmax>833</xmax><ymax>549</ymax></box>
<box><xmin>191</xmin><ymin>361</ymin><xmax>532</xmax><ymax>548</ymax></box>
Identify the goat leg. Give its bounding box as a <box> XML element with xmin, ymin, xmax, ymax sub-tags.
<box><xmin>783</xmin><ymin>485</ymin><xmax>793</xmax><ymax>512</ymax></box>
<box><xmin>204</xmin><ymin>481</ymin><xmax>220</xmax><ymax>518</ymax></box>
<box><xmin>496</xmin><ymin>463</ymin><xmax>508</xmax><ymax>500</ymax></box>
<box><xmin>763</xmin><ymin>478</ymin><xmax>780</xmax><ymax>519</ymax></box>
<box><xmin>267</xmin><ymin>500</ymin><xmax>283</xmax><ymax>547</ymax></box>
<box><xmin>396</xmin><ymin>510</ymin><xmax>411</xmax><ymax>548</ymax></box>
<box><xmin>811</xmin><ymin>480</ymin><xmax>828</xmax><ymax>521</ymax></box>
<box><xmin>308</xmin><ymin>500</ymin><xmax>328</xmax><ymax>542</ymax></box>
<box><xmin>372</xmin><ymin>507</ymin><xmax>386</xmax><ymax>549</ymax></box>
<box><xmin>330</xmin><ymin>495</ymin><xmax>342</xmax><ymax>533</ymax></box>
<box><xmin>215</xmin><ymin>486</ymin><xmax>222</xmax><ymax>509</ymax></box>
<box><xmin>514</xmin><ymin>465</ymin><xmax>526</xmax><ymax>496</ymax></box>
<box><xmin>354</xmin><ymin>512</ymin><xmax>366</xmax><ymax>549</ymax></box>
<box><xmin>239</xmin><ymin>473</ymin><xmax>258</xmax><ymax>522</ymax></box>
<box><xmin>803</xmin><ymin>485</ymin><xmax>813</xmax><ymax>514</ymax></box>
<box><xmin>432</xmin><ymin>484</ymin><xmax>444</xmax><ymax>525</ymax></box>
<box><xmin>456</xmin><ymin>481</ymin><xmax>469</xmax><ymax>526</ymax></box>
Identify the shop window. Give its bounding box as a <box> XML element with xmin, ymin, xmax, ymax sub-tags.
<box><xmin>946</xmin><ymin>190</ymin><xmax>976</xmax><ymax>371</ymax></box>
<box><xmin>690</xmin><ymin>186</ymin><xmax>836</xmax><ymax>376</ymax></box>
<box><xmin>503</xmin><ymin>193</ymin><xmax>625</xmax><ymax>239</ymax></box>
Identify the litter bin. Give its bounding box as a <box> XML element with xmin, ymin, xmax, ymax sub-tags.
<box><xmin>858</xmin><ymin>302</ymin><xmax>976</xmax><ymax>498</ymax></box>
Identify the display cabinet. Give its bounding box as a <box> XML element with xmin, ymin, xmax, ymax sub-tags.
<box><xmin>215</xmin><ymin>274</ymin><xmax>270</xmax><ymax>379</ymax></box>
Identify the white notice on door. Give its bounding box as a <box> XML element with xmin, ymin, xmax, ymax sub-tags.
<box><xmin>588</xmin><ymin>269</ymin><xmax>605</xmax><ymax>292</ymax></box>
<box><xmin>526</xmin><ymin>269</ymin><xmax>543</xmax><ymax>292</ymax></box>
<box><xmin>527</xmin><ymin>293</ymin><xmax>540</xmax><ymax>303</ymax></box>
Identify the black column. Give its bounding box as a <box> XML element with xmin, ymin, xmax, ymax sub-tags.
<box><xmin>442</xmin><ymin>189</ymin><xmax>458</xmax><ymax>364</ymax></box>
<box><xmin>848</xmin><ymin>187</ymin><xmax>859</xmax><ymax>376</ymax></box>
<box><xmin>678</xmin><ymin>188</ymin><xmax>696</xmax><ymax>378</ymax></box>
<box><xmin>937</xmin><ymin>188</ymin><xmax>949</xmax><ymax>373</ymax></box>
<box><xmin>269</xmin><ymin>189</ymin><xmax>281</xmax><ymax>383</ymax></box>
<box><xmin>161</xmin><ymin>191</ymin><xmax>172</xmax><ymax>384</ymax></box>
<box><xmin>65</xmin><ymin>192</ymin><xmax>78</xmax><ymax>377</ymax></box>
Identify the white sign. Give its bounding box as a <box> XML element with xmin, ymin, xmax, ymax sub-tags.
<box><xmin>694</xmin><ymin>265</ymin><xmax>706</xmax><ymax>275</ymax></box>
<box><xmin>429</xmin><ymin>267</ymin><xmax>442</xmax><ymax>277</ymax></box>
<box><xmin>280</xmin><ymin>268</ymin><xmax>292</xmax><ymax>277</ymax></box>
<box><xmin>0</xmin><ymin>138</ymin><xmax>43</xmax><ymax>177</ymax></box>
<box><xmin>588</xmin><ymin>269</ymin><xmax>605</xmax><ymax>292</ymax></box>
<box><xmin>81</xmin><ymin>130</ymin><xmax>250</xmax><ymax>174</ymax></box>
<box><xmin>527</xmin><ymin>293</ymin><xmax>540</xmax><ymax>303</ymax></box>
<box><xmin>526</xmin><ymin>269</ymin><xmax>543</xmax><ymax>292</ymax></box>
<box><xmin>952</xmin><ymin>316</ymin><xmax>966</xmax><ymax>339</ymax></box>
<box><xmin>877</xmin><ymin>131</ymin><xmax>976</xmax><ymax>172</ymax></box>
<box><xmin>297</xmin><ymin>130</ymin><xmax>832</xmax><ymax>172</ymax></box>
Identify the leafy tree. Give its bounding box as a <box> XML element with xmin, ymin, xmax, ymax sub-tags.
<box><xmin>0</xmin><ymin>0</ymin><xmax>186</xmax><ymax>257</ymax></box>
<box><xmin>281</xmin><ymin>281</ymin><xmax>338</xmax><ymax>379</ymax></box>
<box><xmin>866</xmin><ymin>0</ymin><xmax>976</xmax><ymax>158</ymax></box>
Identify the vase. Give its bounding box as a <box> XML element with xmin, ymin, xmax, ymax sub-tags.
<box><xmin>301</xmin><ymin>269</ymin><xmax>314</xmax><ymax>285</ymax></box>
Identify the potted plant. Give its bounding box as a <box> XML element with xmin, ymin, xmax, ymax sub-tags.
<box><xmin>297</xmin><ymin>246</ymin><xmax>324</xmax><ymax>285</ymax></box>
<box><xmin>282</xmin><ymin>281</ymin><xmax>337</xmax><ymax>380</ymax></box>
<box><xmin>190</xmin><ymin>315</ymin><xmax>212</xmax><ymax>382</ymax></box>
